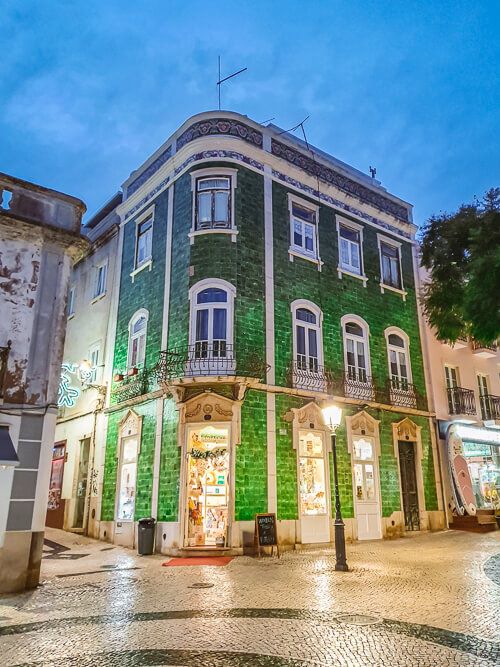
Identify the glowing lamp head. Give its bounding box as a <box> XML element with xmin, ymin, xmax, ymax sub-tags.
<box><xmin>321</xmin><ymin>404</ymin><xmax>343</xmax><ymax>433</ymax></box>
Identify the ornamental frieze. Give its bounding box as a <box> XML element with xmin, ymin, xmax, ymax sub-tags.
<box><xmin>176</xmin><ymin>118</ymin><xmax>263</xmax><ymax>151</ymax></box>
<box><xmin>127</xmin><ymin>145</ymin><xmax>172</xmax><ymax>196</ymax></box>
<box><xmin>271</xmin><ymin>139</ymin><xmax>409</xmax><ymax>223</ymax></box>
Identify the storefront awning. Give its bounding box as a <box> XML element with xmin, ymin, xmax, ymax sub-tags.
<box><xmin>0</xmin><ymin>425</ymin><xmax>19</xmax><ymax>467</ymax></box>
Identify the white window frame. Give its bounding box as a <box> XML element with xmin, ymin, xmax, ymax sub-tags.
<box><xmin>377</xmin><ymin>234</ymin><xmax>406</xmax><ymax>299</ymax></box>
<box><xmin>92</xmin><ymin>261</ymin><xmax>108</xmax><ymax>300</ymax></box>
<box><xmin>336</xmin><ymin>216</ymin><xmax>367</xmax><ymax>285</ymax></box>
<box><xmin>287</xmin><ymin>194</ymin><xmax>322</xmax><ymax>269</ymax></box>
<box><xmin>131</xmin><ymin>205</ymin><xmax>155</xmax><ymax>280</ymax></box>
<box><xmin>189</xmin><ymin>168</ymin><xmax>238</xmax><ymax>243</ymax></box>
<box><xmin>341</xmin><ymin>314</ymin><xmax>372</xmax><ymax>382</ymax></box>
<box><xmin>67</xmin><ymin>285</ymin><xmax>76</xmax><ymax>317</ymax></box>
<box><xmin>87</xmin><ymin>342</ymin><xmax>101</xmax><ymax>384</ymax></box>
<box><xmin>291</xmin><ymin>299</ymin><xmax>324</xmax><ymax>369</ymax></box>
<box><xmin>385</xmin><ymin>327</ymin><xmax>412</xmax><ymax>386</ymax></box>
<box><xmin>127</xmin><ymin>308</ymin><xmax>149</xmax><ymax>369</ymax></box>
<box><xmin>188</xmin><ymin>279</ymin><xmax>236</xmax><ymax>369</ymax></box>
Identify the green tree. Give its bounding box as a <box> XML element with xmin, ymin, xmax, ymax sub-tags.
<box><xmin>420</xmin><ymin>188</ymin><xmax>500</xmax><ymax>344</ymax></box>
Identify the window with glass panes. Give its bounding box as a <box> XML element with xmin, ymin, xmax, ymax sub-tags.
<box><xmin>196</xmin><ymin>178</ymin><xmax>231</xmax><ymax>229</ymax></box>
<box><xmin>380</xmin><ymin>241</ymin><xmax>402</xmax><ymax>289</ymax></box>
<box><xmin>295</xmin><ymin>308</ymin><xmax>320</xmax><ymax>372</ymax></box>
<box><xmin>94</xmin><ymin>264</ymin><xmax>107</xmax><ymax>298</ymax></box>
<box><xmin>291</xmin><ymin>203</ymin><xmax>317</xmax><ymax>257</ymax></box>
<box><xmin>339</xmin><ymin>225</ymin><xmax>362</xmax><ymax>274</ymax></box>
<box><xmin>136</xmin><ymin>217</ymin><xmax>153</xmax><ymax>267</ymax></box>
<box><xmin>344</xmin><ymin>321</ymin><xmax>368</xmax><ymax>382</ymax></box>
<box><xmin>192</xmin><ymin>288</ymin><xmax>229</xmax><ymax>359</ymax></box>
<box><xmin>128</xmin><ymin>314</ymin><xmax>147</xmax><ymax>367</ymax></box>
<box><xmin>387</xmin><ymin>333</ymin><xmax>409</xmax><ymax>389</ymax></box>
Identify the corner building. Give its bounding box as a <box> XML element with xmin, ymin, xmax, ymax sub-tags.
<box><xmin>99</xmin><ymin>111</ymin><xmax>444</xmax><ymax>553</ymax></box>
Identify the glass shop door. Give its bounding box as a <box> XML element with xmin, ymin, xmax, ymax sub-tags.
<box><xmin>298</xmin><ymin>430</ymin><xmax>330</xmax><ymax>543</ymax></box>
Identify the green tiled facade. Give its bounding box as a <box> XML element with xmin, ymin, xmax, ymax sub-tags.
<box><xmin>100</xmin><ymin>111</ymin><xmax>442</xmax><ymax>548</ymax></box>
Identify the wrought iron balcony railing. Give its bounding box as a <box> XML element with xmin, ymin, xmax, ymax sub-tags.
<box><xmin>447</xmin><ymin>386</ymin><xmax>476</xmax><ymax>415</ymax></box>
<box><xmin>0</xmin><ymin>341</ymin><xmax>11</xmax><ymax>399</ymax></box>
<box><xmin>380</xmin><ymin>377</ymin><xmax>427</xmax><ymax>410</ymax></box>
<box><xmin>155</xmin><ymin>345</ymin><xmax>268</xmax><ymax>383</ymax></box>
<box><xmin>287</xmin><ymin>360</ymin><xmax>332</xmax><ymax>392</ymax></box>
<box><xmin>333</xmin><ymin>370</ymin><xmax>375</xmax><ymax>402</ymax></box>
<box><xmin>111</xmin><ymin>367</ymin><xmax>156</xmax><ymax>404</ymax></box>
<box><xmin>479</xmin><ymin>393</ymin><xmax>500</xmax><ymax>421</ymax></box>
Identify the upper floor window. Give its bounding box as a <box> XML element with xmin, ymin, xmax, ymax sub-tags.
<box><xmin>339</xmin><ymin>225</ymin><xmax>362</xmax><ymax>275</ymax></box>
<box><xmin>128</xmin><ymin>310</ymin><xmax>148</xmax><ymax>368</ymax></box>
<box><xmin>288</xmin><ymin>195</ymin><xmax>321</xmax><ymax>266</ymax></box>
<box><xmin>67</xmin><ymin>286</ymin><xmax>76</xmax><ymax>316</ymax></box>
<box><xmin>385</xmin><ymin>329</ymin><xmax>411</xmax><ymax>389</ymax></box>
<box><xmin>379</xmin><ymin>236</ymin><xmax>403</xmax><ymax>291</ymax></box>
<box><xmin>342</xmin><ymin>317</ymin><xmax>370</xmax><ymax>384</ymax></box>
<box><xmin>291</xmin><ymin>300</ymin><xmax>324</xmax><ymax>390</ymax></box>
<box><xmin>196</xmin><ymin>177</ymin><xmax>231</xmax><ymax>230</ymax></box>
<box><xmin>189</xmin><ymin>279</ymin><xmax>236</xmax><ymax>372</ymax></box>
<box><xmin>93</xmin><ymin>263</ymin><xmax>107</xmax><ymax>299</ymax></box>
<box><xmin>136</xmin><ymin>216</ymin><xmax>153</xmax><ymax>267</ymax></box>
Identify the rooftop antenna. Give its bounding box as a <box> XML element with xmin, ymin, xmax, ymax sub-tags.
<box><xmin>369</xmin><ymin>166</ymin><xmax>377</xmax><ymax>179</ymax></box>
<box><xmin>217</xmin><ymin>56</ymin><xmax>247</xmax><ymax>110</ymax></box>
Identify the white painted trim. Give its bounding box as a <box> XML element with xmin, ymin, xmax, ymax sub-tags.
<box><xmin>130</xmin><ymin>259</ymin><xmax>152</xmax><ymax>282</ymax></box>
<box><xmin>341</xmin><ymin>314</ymin><xmax>372</xmax><ymax>379</ymax></box>
<box><xmin>391</xmin><ymin>418</ymin><xmax>427</xmax><ymax>526</ymax></box>
<box><xmin>384</xmin><ymin>326</ymin><xmax>413</xmax><ymax>385</ymax></box>
<box><xmin>287</xmin><ymin>192</ymin><xmax>322</xmax><ymax>267</ymax></box>
<box><xmin>289</xmin><ymin>248</ymin><xmax>324</xmax><ymax>269</ymax></box>
<box><xmin>127</xmin><ymin>308</ymin><xmax>149</xmax><ymax>369</ymax></box>
<box><xmin>336</xmin><ymin>214</ymin><xmax>366</xmax><ymax>280</ymax></box>
<box><xmin>188</xmin><ymin>279</ymin><xmax>236</xmax><ymax>352</ymax></box>
<box><xmin>188</xmin><ymin>228</ymin><xmax>238</xmax><ymax>244</ymax></box>
<box><xmin>161</xmin><ymin>185</ymin><xmax>174</xmax><ymax>350</ymax></box>
<box><xmin>337</xmin><ymin>266</ymin><xmax>368</xmax><ymax>285</ymax></box>
<box><xmin>291</xmin><ymin>300</ymin><xmax>325</xmax><ymax>389</ymax></box>
<box><xmin>132</xmin><ymin>205</ymin><xmax>155</xmax><ymax>270</ymax></box>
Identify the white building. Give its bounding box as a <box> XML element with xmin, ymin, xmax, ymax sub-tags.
<box><xmin>0</xmin><ymin>172</ymin><xmax>86</xmax><ymax>593</ymax></box>
<box><xmin>49</xmin><ymin>194</ymin><xmax>121</xmax><ymax>538</ymax></box>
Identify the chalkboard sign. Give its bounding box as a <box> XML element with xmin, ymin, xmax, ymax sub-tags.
<box><xmin>255</xmin><ymin>513</ymin><xmax>279</xmax><ymax>557</ymax></box>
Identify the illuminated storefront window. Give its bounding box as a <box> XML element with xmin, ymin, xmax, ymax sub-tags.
<box><xmin>463</xmin><ymin>441</ymin><xmax>500</xmax><ymax>510</ymax></box>
<box><xmin>117</xmin><ymin>435</ymin><xmax>138</xmax><ymax>520</ymax></box>
<box><xmin>299</xmin><ymin>431</ymin><xmax>327</xmax><ymax>516</ymax></box>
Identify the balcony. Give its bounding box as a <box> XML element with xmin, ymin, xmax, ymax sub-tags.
<box><xmin>288</xmin><ymin>360</ymin><xmax>331</xmax><ymax>393</ymax></box>
<box><xmin>334</xmin><ymin>370</ymin><xmax>375</xmax><ymax>402</ymax></box>
<box><xmin>156</xmin><ymin>345</ymin><xmax>268</xmax><ymax>383</ymax></box>
<box><xmin>471</xmin><ymin>340</ymin><xmax>498</xmax><ymax>358</ymax></box>
<box><xmin>447</xmin><ymin>386</ymin><xmax>476</xmax><ymax>416</ymax></box>
<box><xmin>383</xmin><ymin>378</ymin><xmax>426</xmax><ymax>410</ymax></box>
<box><xmin>0</xmin><ymin>341</ymin><xmax>11</xmax><ymax>399</ymax></box>
<box><xmin>479</xmin><ymin>394</ymin><xmax>500</xmax><ymax>421</ymax></box>
<box><xmin>111</xmin><ymin>367</ymin><xmax>156</xmax><ymax>404</ymax></box>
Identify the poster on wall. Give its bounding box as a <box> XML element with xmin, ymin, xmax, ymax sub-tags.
<box><xmin>446</xmin><ymin>424</ymin><xmax>477</xmax><ymax>516</ymax></box>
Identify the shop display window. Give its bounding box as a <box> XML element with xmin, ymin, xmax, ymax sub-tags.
<box><xmin>353</xmin><ymin>436</ymin><xmax>377</xmax><ymax>503</ymax></box>
<box><xmin>186</xmin><ymin>426</ymin><xmax>229</xmax><ymax>547</ymax></box>
<box><xmin>117</xmin><ymin>436</ymin><xmax>138</xmax><ymax>521</ymax></box>
<box><xmin>299</xmin><ymin>431</ymin><xmax>327</xmax><ymax>516</ymax></box>
<box><xmin>463</xmin><ymin>441</ymin><xmax>500</xmax><ymax>510</ymax></box>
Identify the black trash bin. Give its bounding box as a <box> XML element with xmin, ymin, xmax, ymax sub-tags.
<box><xmin>138</xmin><ymin>517</ymin><xmax>156</xmax><ymax>555</ymax></box>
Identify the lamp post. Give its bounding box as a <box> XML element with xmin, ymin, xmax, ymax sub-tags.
<box><xmin>321</xmin><ymin>403</ymin><xmax>349</xmax><ymax>572</ymax></box>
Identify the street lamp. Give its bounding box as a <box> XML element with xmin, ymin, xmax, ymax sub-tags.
<box><xmin>321</xmin><ymin>403</ymin><xmax>349</xmax><ymax>572</ymax></box>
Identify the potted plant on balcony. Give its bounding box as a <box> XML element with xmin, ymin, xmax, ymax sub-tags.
<box><xmin>113</xmin><ymin>372</ymin><xmax>124</xmax><ymax>382</ymax></box>
<box><xmin>127</xmin><ymin>366</ymin><xmax>138</xmax><ymax>377</ymax></box>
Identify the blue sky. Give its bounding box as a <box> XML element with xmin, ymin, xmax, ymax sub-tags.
<box><xmin>1</xmin><ymin>1</ymin><xmax>499</xmax><ymax>225</ymax></box>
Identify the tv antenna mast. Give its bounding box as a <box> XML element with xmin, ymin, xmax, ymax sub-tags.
<box><xmin>217</xmin><ymin>56</ymin><xmax>247</xmax><ymax>110</ymax></box>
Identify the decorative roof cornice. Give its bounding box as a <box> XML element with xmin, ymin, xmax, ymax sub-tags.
<box><xmin>176</xmin><ymin>117</ymin><xmax>263</xmax><ymax>151</ymax></box>
<box><xmin>127</xmin><ymin>145</ymin><xmax>172</xmax><ymax>196</ymax></box>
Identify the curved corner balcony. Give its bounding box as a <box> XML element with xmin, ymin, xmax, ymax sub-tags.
<box><xmin>155</xmin><ymin>345</ymin><xmax>268</xmax><ymax>384</ymax></box>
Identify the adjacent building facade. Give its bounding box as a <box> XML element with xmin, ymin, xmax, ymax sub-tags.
<box><xmin>49</xmin><ymin>194</ymin><xmax>121</xmax><ymax>538</ymax></box>
<box><xmin>83</xmin><ymin>111</ymin><xmax>444</xmax><ymax>553</ymax></box>
<box><xmin>0</xmin><ymin>172</ymin><xmax>86</xmax><ymax>592</ymax></box>
<box><xmin>422</xmin><ymin>316</ymin><xmax>500</xmax><ymax>530</ymax></box>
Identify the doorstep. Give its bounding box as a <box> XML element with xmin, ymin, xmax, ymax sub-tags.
<box><xmin>162</xmin><ymin>546</ymin><xmax>244</xmax><ymax>558</ymax></box>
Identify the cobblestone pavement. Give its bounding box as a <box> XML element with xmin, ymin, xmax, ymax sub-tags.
<box><xmin>0</xmin><ymin>529</ymin><xmax>498</xmax><ymax>666</ymax></box>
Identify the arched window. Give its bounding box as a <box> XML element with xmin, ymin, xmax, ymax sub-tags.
<box><xmin>291</xmin><ymin>301</ymin><xmax>324</xmax><ymax>390</ymax></box>
<box><xmin>189</xmin><ymin>279</ymin><xmax>236</xmax><ymax>372</ymax></box>
<box><xmin>342</xmin><ymin>316</ymin><xmax>371</xmax><ymax>385</ymax></box>
<box><xmin>385</xmin><ymin>328</ymin><xmax>412</xmax><ymax>390</ymax></box>
<box><xmin>128</xmin><ymin>310</ymin><xmax>148</xmax><ymax>368</ymax></box>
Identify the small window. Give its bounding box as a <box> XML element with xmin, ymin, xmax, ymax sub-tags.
<box><xmin>380</xmin><ymin>241</ymin><xmax>401</xmax><ymax>289</ymax></box>
<box><xmin>93</xmin><ymin>264</ymin><xmax>107</xmax><ymax>298</ymax></box>
<box><xmin>291</xmin><ymin>203</ymin><xmax>318</xmax><ymax>258</ymax></box>
<box><xmin>291</xmin><ymin>302</ymin><xmax>324</xmax><ymax>388</ymax></box>
<box><xmin>387</xmin><ymin>334</ymin><xmax>410</xmax><ymax>388</ymax></box>
<box><xmin>196</xmin><ymin>177</ymin><xmax>231</xmax><ymax>230</ymax></box>
<box><xmin>136</xmin><ymin>217</ymin><xmax>153</xmax><ymax>267</ymax></box>
<box><xmin>89</xmin><ymin>345</ymin><xmax>100</xmax><ymax>383</ymax></box>
<box><xmin>343</xmin><ymin>318</ymin><xmax>370</xmax><ymax>384</ymax></box>
<box><xmin>339</xmin><ymin>225</ymin><xmax>362</xmax><ymax>275</ymax></box>
<box><xmin>67</xmin><ymin>286</ymin><xmax>76</xmax><ymax>316</ymax></box>
<box><xmin>128</xmin><ymin>311</ymin><xmax>148</xmax><ymax>368</ymax></box>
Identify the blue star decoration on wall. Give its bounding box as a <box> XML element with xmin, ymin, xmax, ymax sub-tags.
<box><xmin>57</xmin><ymin>363</ymin><xmax>81</xmax><ymax>408</ymax></box>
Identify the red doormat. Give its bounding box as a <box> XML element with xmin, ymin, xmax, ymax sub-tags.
<box><xmin>162</xmin><ymin>556</ymin><xmax>233</xmax><ymax>567</ymax></box>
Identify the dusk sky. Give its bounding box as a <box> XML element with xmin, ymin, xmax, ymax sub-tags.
<box><xmin>2</xmin><ymin>1</ymin><xmax>499</xmax><ymax>226</ymax></box>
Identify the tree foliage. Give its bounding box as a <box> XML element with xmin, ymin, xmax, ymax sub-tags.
<box><xmin>420</xmin><ymin>188</ymin><xmax>500</xmax><ymax>344</ymax></box>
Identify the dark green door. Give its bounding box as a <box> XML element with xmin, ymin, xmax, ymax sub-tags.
<box><xmin>398</xmin><ymin>441</ymin><xmax>420</xmax><ymax>530</ymax></box>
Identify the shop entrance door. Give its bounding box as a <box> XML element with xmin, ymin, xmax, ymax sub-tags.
<box><xmin>46</xmin><ymin>441</ymin><xmax>66</xmax><ymax>529</ymax></box>
<box><xmin>298</xmin><ymin>430</ymin><xmax>330</xmax><ymax>543</ymax></box>
<box><xmin>185</xmin><ymin>425</ymin><xmax>230</xmax><ymax>547</ymax></box>
<box><xmin>398</xmin><ymin>441</ymin><xmax>420</xmax><ymax>530</ymax></box>
<box><xmin>74</xmin><ymin>438</ymin><xmax>90</xmax><ymax>529</ymax></box>
<box><xmin>352</xmin><ymin>436</ymin><xmax>382</xmax><ymax>540</ymax></box>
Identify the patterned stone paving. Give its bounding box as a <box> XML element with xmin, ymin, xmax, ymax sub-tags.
<box><xmin>0</xmin><ymin>529</ymin><xmax>498</xmax><ymax>666</ymax></box>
